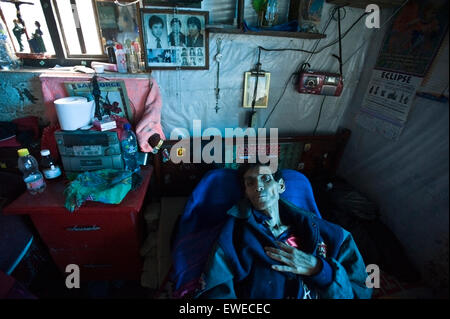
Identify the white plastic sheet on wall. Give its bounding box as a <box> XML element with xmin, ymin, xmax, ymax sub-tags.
<box><xmin>150</xmin><ymin>3</ymin><xmax>374</xmax><ymax>138</ymax></box>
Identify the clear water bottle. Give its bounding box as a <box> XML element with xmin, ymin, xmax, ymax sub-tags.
<box><xmin>17</xmin><ymin>148</ymin><xmax>46</xmax><ymax>195</ymax></box>
<box><xmin>121</xmin><ymin>123</ymin><xmax>139</xmax><ymax>172</ymax></box>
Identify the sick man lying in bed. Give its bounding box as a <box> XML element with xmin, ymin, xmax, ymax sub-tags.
<box><xmin>195</xmin><ymin>164</ymin><xmax>372</xmax><ymax>299</ymax></box>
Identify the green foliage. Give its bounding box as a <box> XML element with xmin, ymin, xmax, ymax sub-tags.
<box><xmin>252</xmin><ymin>0</ymin><xmax>268</xmax><ymax>13</ymax></box>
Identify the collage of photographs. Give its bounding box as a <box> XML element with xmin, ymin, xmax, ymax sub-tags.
<box><xmin>141</xmin><ymin>11</ymin><xmax>207</xmax><ymax>68</ymax></box>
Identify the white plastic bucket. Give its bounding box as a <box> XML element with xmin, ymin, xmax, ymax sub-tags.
<box><xmin>54</xmin><ymin>97</ymin><xmax>95</xmax><ymax>131</ymax></box>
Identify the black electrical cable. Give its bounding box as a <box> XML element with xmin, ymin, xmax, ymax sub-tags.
<box><xmin>261</xmin><ymin>7</ymin><xmax>368</xmax><ymax>129</ymax></box>
<box><xmin>305</xmin><ymin>6</ymin><xmax>337</xmax><ymax>66</ymax></box>
<box><xmin>263</xmin><ymin>72</ymin><xmax>296</xmax><ymax>128</ymax></box>
<box><xmin>337</xmin><ymin>7</ymin><xmax>343</xmax><ymax>76</ymax></box>
<box><xmin>262</xmin><ymin>7</ymin><xmax>337</xmax><ymax>128</ymax></box>
<box><xmin>313</xmin><ymin>96</ymin><xmax>326</xmax><ymax>136</ymax></box>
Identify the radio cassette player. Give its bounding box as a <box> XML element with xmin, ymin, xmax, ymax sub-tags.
<box><xmin>55</xmin><ymin>130</ymin><xmax>124</xmax><ymax>172</ymax></box>
<box><xmin>298</xmin><ymin>71</ymin><xmax>343</xmax><ymax>96</ymax></box>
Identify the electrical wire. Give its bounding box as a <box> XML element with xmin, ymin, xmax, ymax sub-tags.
<box><xmin>258</xmin><ymin>9</ymin><xmax>368</xmax><ymax>57</ymax></box>
<box><xmin>263</xmin><ymin>1</ymin><xmax>411</xmax><ymax>130</ymax></box>
<box><xmin>262</xmin><ymin>72</ymin><xmax>296</xmax><ymax>128</ymax></box>
<box><xmin>313</xmin><ymin>96</ymin><xmax>326</xmax><ymax>136</ymax></box>
<box><xmin>248</xmin><ymin>48</ymin><xmax>263</xmax><ymax>126</ymax></box>
<box><xmin>262</xmin><ymin>6</ymin><xmax>342</xmax><ymax>128</ymax></box>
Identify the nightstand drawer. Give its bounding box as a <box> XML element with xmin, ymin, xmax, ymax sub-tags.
<box><xmin>49</xmin><ymin>247</ymin><xmax>143</xmax><ymax>281</ymax></box>
<box><xmin>31</xmin><ymin>212</ymin><xmax>142</xmax><ymax>250</ymax></box>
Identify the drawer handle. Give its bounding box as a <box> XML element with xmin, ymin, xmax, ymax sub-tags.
<box><xmin>66</xmin><ymin>225</ymin><xmax>101</xmax><ymax>232</ymax></box>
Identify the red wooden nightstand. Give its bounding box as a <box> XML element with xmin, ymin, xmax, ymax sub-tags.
<box><xmin>3</xmin><ymin>167</ymin><xmax>153</xmax><ymax>281</ymax></box>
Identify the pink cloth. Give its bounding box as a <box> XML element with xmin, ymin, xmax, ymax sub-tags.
<box><xmin>39</xmin><ymin>72</ymin><xmax>165</xmax><ymax>153</ymax></box>
<box><xmin>285</xmin><ymin>235</ymin><xmax>301</xmax><ymax>249</ymax></box>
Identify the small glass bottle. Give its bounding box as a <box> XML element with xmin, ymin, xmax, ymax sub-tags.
<box><xmin>40</xmin><ymin>149</ymin><xmax>62</xmax><ymax>180</ymax></box>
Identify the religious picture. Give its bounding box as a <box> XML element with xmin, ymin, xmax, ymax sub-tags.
<box><xmin>243</xmin><ymin>72</ymin><xmax>271</xmax><ymax>108</ymax></box>
<box><xmin>94</xmin><ymin>0</ymin><xmax>141</xmax><ymax>56</ymax></box>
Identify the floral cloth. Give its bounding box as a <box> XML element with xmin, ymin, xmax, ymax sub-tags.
<box><xmin>64</xmin><ymin>169</ymin><xmax>133</xmax><ymax>212</ymax></box>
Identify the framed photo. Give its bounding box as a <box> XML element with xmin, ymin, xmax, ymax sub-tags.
<box><xmin>243</xmin><ymin>72</ymin><xmax>271</xmax><ymax>108</ymax></box>
<box><xmin>64</xmin><ymin>80</ymin><xmax>134</xmax><ymax>123</ymax></box>
<box><xmin>139</xmin><ymin>8</ymin><xmax>209</xmax><ymax>70</ymax></box>
<box><xmin>0</xmin><ymin>0</ymin><xmax>56</xmax><ymax>56</ymax></box>
<box><xmin>93</xmin><ymin>0</ymin><xmax>142</xmax><ymax>56</ymax></box>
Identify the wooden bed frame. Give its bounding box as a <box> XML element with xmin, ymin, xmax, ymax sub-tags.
<box><xmin>152</xmin><ymin>128</ymin><xmax>351</xmax><ymax>197</ymax></box>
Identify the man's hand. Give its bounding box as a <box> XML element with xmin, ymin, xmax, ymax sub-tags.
<box><xmin>265</xmin><ymin>241</ymin><xmax>322</xmax><ymax>276</ymax></box>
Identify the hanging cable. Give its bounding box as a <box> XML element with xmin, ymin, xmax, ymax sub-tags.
<box><xmin>305</xmin><ymin>6</ymin><xmax>338</xmax><ymax>66</ymax></box>
<box><xmin>248</xmin><ymin>48</ymin><xmax>262</xmax><ymax>127</ymax></box>
<box><xmin>261</xmin><ymin>6</ymin><xmax>341</xmax><ymax>128</ymax></box>
<box><xmin>262</xmin><ymin>72</ymin><xmax>296</xmax><ymax>128</ymax></box>
<box><xmin>263</xmin><ymin>1</ymin><xmax>411</xmax><ymax>129</ymax></box>
<box><xmin>337</xmin><ymin>7</ymin><xmax>343</xmax><ymax>76</ymax></box>
<box><xmin>313</xmin><ymin>96</ymin><xmax>326</xmax><ymax>136</ymax></box>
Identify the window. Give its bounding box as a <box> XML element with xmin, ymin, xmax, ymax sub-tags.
<box><xmin>0</xmin><ymin>0</ymin><xmax>116</xmax><ymax>66</ymax></box>
<box><xmin>52</xmin><ymin>0</ymin><xmax>103</xmax><ymax>57</ymax></box>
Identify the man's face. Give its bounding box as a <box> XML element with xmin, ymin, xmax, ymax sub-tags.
<box><xmin>188</xmin><ymin>23</ymin><xmax>199</xmax><ymax>36</ymax></box>
<box><xmin>243</xmin><ymin>166</ymin><xmax>284</xmax><ymax>212</ymax></box>
<box><xmin>151</xmin><ymin>23</ymin><xmax>163</xmax><ymax>38</ymax></box>
<box><xmin>172</xmin><ymin>22</ymin><xmax>180</xmax><ymax>33</ymax></box>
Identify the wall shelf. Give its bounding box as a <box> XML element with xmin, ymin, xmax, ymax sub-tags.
<box><xmin>207</xmin><ymin>0</ymin><xmax>325</xmax><ymax>40</ymax></box>
<box><xmin>208</xmin><ymin>27</ymin><xmax>326</xmax><ymax>40</ymax></box>
<box><xmin>326</xmin><ymin>0</ymin><xmax>404</xmax><ymax>9</ymax></box>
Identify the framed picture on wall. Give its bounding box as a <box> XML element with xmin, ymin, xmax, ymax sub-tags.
<box><xmin>243</xmin><ymin>72</ymin><xmax>271</xmax><ymax>108</ymax></box>
<box><xmin>139</xmin><ymin>8</ymin><xmax>209</xmax><ymax>70</ymax></box>
<box><xmin>93</xmin><ymin>0</ymin><xmax>142</xmax><ymax>56</ymax></box>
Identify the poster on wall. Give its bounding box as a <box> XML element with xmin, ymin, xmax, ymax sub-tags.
<box><xmin>356</xmin><ymin>70</ymin><xmax>422</xmax><ymax>140</ymax></box>
<box><xmin>375</xmin><ymin>0</ymin><xmax>449</xmax><ymax>77</ymax></box>
<box><xmin>64</xmin><ymin>81</ymin><xmax>133</xmax><ymax>122</ymax></box>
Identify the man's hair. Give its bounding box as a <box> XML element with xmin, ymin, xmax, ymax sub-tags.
<box><xmin>187</xmin><ymin>16</ymin><xmax>201</xmax><ymax>31</ymax></box>
<box><xmin>149</xmin><ymin>15</ymin><xmax>164</xmax><ymax>28</ymax></box>
<box><xmin>170</xmin><ymin>18</ymin><xmax>182</xmax><ymax>27</ymax></box>
<box><xmin>237</xmin><ymin>163</ymin><xmax>282</xmax><ymax>189</ymax></box>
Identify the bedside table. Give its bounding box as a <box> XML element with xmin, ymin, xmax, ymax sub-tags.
<box><xmin>3</xmin><ymin>167</ymin><xmax>153</xmax><ymax>281</ymax></box>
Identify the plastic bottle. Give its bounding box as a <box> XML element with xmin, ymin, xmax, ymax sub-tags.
<box><xmin>115</xmin><ymin>44</ymin><xmax>127</xmax><ymax>73</ymax></box>
<box><xmin>264</xmin><ymin>0</ymin><xmax>278</xmax><ymax>27</ymax></box>
<box><xmin>17</xmin><ymin>148</ymin><xmax>46</xmax><ymax>195</ymax></box>
<box><xmin>107</xmin><ymin>44</ymin><xmax>116</xmax><ymax>64</ymax></box>
<box><xmin>125</xmin><ymin>45</ymin><xmax>138</xmax><ymax>74</ymax></box>
<box><xmin>40</xmin><ymin>149</ymin><xmax>62</xmax><ymax>180</ymax></box>
<box><xmin>121</xmin><ymin>123</ymin><xmax>139</xmax><ymax>172</ymax></box>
